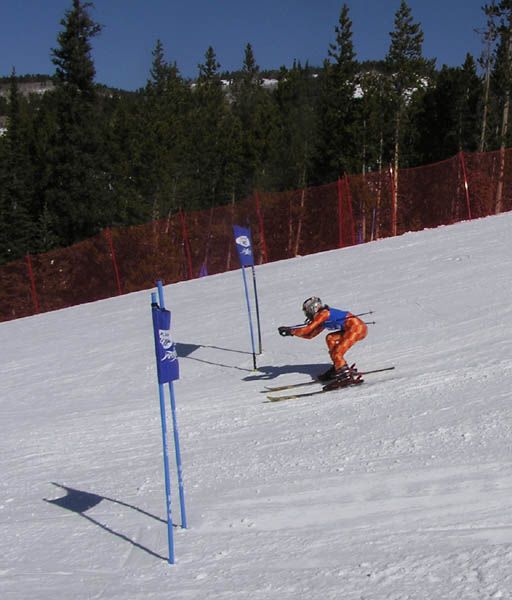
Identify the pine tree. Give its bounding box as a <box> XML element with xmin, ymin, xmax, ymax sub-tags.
<box><xmin>44</xmin><ymin>0</ymin><xmax>112</xmax><ymax>246</ymax></box>
<box><xmin>488</xmin><ymin>0</ymin><xmax>512</xmax><ymax>211</ymax></box>
<box><xmin>477</xmin><ymin>2</ymin><xmax>500</xmax><ymax>151</ymax></box>
<box><xmin>386</xmin><ymin>0</ymin><xmax>434</xmax><ymax>164</ymax></box>
<box><xmin>231</xmin><ymin>43</ymin><xmax>261</xmax><ymax>195</ymax></box>
<box><xmin>414</xmin><ymin>56</ymin><xmax>482</xmax><ymax>163</ymax></box>
<box><xmin>134</xmin><ymin>39</ymin><xmax>191</xmax><ymax>220</ymax></box>
<box><xmin>29</xmin><ymin>91</ymin><xmax>60</xmax><ymax>252</ymax></box>
<box><xmin>489</xmin><ymin>24</ymin><xmax>511</xmax><ymax>150</ymax></box>
<box><xmin>230</xmin><ymin>43</ymin><xmax>281</xmax><ymax>196</ymax></box>
<box><xmin>385</xmin><ymin>0</ymin><xmax>434</xmax><ymax>233</ymax></box>
<box><xmin>355</xmin><ymin>67</ymin><xmax>394</xmax><ymax>174</ymax></box>
<box><xmin>273</xmin><ymin>61</ymin><xmax>319</xmax><ymax>189</ymax></box>
<box><xmin>315</xmin><ymin>3</ymin><xmax>359</xmax><ymax>182</ymax></box>
<box><xmin>458</xmin><ymin>55</ymin><xmax>484</xmax><ymax>152</ymax></box>
<box><xmin>493</xmin><ymin>1</ymin><xmax>512</xmax><ymax>137</ymax></box>
<box><xmin>149</xmin><ymin>39</ymin><xmax>169</xmax><ymax>96</ymax></box>
<box><xmin>0</xmin><ymin>70</ymin><xmax>35</xmax><ymax>264</ymax></box>
<box><xmin>105</xmin><ymin>90</ymin><xmax>149</xmax><ymax>225</ymax></box>
<box><xmin>181</xmin><ymin>46</ymin><xmax>233</xmax><ymax>210</ymax></box>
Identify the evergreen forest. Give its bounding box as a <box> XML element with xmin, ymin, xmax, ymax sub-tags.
<box><xmin>1</xmin><ymin>0</ymin><xmax>511</xmax><ymax>265</ymax></box>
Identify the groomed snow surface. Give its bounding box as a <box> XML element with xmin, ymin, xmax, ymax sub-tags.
<box><xmin>1</xmin><ymin>212</ymin><xmax>512</xmax><ymax>600</ymax></box>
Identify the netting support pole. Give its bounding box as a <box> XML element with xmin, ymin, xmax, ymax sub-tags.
<box><xmin>25</xmin><ymin>253</ymin><xmax>40</xmax><ymax>314</ymax></box>
<box><xmin>344</xmin><ymin>174</ymin><xmax>356</xmax><ymax>246</ymax></box>
<box><xmin>458</xmin><ymin>152</ymin><xmax>472</xmax><ymax>220</ymax></box>
<box><xmin>337</xmin><ymin>177</ymin><xmax>344</xmax><ymax>248</ymax></box>
<box><xmin>389</xmin><ymin>164</ymin><xmax>398</xmax><ymax>237</ymax></box>
<box><xmin>254</xmin><ymin>192</ymin><xmax>268</xmax><ymax>264</ymax></box>
<box><xmin>179</xmin><ymin>211</ymin><xmax>193</xmax><ymax>280</ymax></box>
<box><xmin>104</xmin><ymin>228</ymin><xmax>123</xmax><ymax>296</ymax></box>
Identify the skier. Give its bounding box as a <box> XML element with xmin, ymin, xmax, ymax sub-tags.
<box><xmin>278</xmin><ymin>296</ymin><xmax>367</xmax><ymax>389</ymax></box>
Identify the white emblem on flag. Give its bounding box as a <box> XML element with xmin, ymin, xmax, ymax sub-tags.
<box><xmin>159</xmin><ymin>329</ymin><xmax>173</xmax><ymax>349</ymax></box>
<box><xmin>235</xmin><ymin>235</ymin><xmax>251</xmax><ymax>248</ymax></box>
<box><xmin>159</xmin><ymin>329</ymin><xmax>177</xmax><ymax>361</ymax></box>
<box><xmin>236</xmin><ymin>235</ymin><xmax>252</xmax><ymax>256</ymax></box>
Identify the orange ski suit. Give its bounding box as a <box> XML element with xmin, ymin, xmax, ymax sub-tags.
<box><xmin>290</xmin><ymin>307</ymin><xmax>367</xmax><ymax>370</ymax></box>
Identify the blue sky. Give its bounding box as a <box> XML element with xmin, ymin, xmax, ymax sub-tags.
<box><xmin>2</xmin><ymin>1</ymin><xmax>486</xmax><ymax>91</ymax></box>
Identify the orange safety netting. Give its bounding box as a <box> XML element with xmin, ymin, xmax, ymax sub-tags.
<box><xmin>1</xmin><ymin>149</ymin><xmax>510</xmax><ymax>323</ymax></box>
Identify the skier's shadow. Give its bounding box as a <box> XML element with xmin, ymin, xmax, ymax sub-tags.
<box><xmin>44</xmin><ymin>482</ymin><xmax>168</xmax><ymax>561</ymax></box>
<box><xmin>243</xmin><ymin>363</ymin><xmax>329</xmax><ymax>381</ymax></box>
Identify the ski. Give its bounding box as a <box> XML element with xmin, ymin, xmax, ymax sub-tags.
<box><xmin>264</xmin><ymin>366</ymin><xmax>395</xmax><ymax>392</ymax></box>
<box><xmin>264</xmin><ymin>379</ymin><xmax>364</xmax><ymax>403</ymax></box>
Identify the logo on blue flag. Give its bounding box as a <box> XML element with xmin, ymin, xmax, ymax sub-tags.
<box><xmin>233</xmin><ymin>225</ymin><xmax>254</xmax><ymax>267</ymax></box>
<box><xmin>152</xmin><ymin>306</ymin><xmax>179</xmax><ymax>383</ymax></box>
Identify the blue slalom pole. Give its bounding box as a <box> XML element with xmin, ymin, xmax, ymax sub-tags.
<box><xmin>151</xmin><ymin>291</ymin><xmax>175</xmax><ymax>564</ymax></box>
<box><xmin>156</xmin><ymin>280</ymin><xmax>187</xmax><ymax>529</ymax></box>
<box><xmin>250</xmin><ymin>265</ymin><xmax>262</xmax><ymax>355</ymax></box>
<box><xmin>167</xmin><ymin>382</ymin><xmax>187</xmax><ymax>528</ymax></box>
<box><xmin>241</xmin><ymin>266</ymin><xmax>257</xmax><ymax>370</ymax></box>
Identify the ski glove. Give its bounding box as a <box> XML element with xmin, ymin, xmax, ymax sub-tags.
<box><xmin>278</xmin><ymin>326</ymin><xmax>293</xmax><ymax>337</ymax></box>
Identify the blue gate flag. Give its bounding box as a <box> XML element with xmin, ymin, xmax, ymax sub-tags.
<box><xmin>233</xmin><ymin>225</ymin><xmax>254</xmax><ymax>267</ymax></box>
<box><xmin>152</xmin><ymin>305</ymin><xmax>180</xmax><ymax>383</ymax></box>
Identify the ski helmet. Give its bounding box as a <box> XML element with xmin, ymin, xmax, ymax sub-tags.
<box><xmin>302</xmin><ymin>296</ymin><xmax>323</xmax><ymax>319</ymax></box>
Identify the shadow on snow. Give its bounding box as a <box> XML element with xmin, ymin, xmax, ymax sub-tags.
<box><xmin>44</xmin><ymin>482</ymin><xmax>169</xmax><ymax>562</ymax></box>
<box><xmin>243</xmin><ymin>363</ymin><xmax>329</xmax><ymax>381</ymax></box>
<box><xmin>176</xmin><ymin>341</ymin><xmax>254</xmax><ymax>372</ymax></box>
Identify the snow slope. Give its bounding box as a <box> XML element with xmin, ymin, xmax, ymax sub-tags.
<box><xmin>1</xmin><ymin>212</ymin><xmax>512</xmax><ymax>600</ymax></box>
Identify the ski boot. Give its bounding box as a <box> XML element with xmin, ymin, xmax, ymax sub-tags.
<box><xmin>317</xmin><ymin>365</ymin><xmax>336</xmax><ymax>382</ymax></box>
<box><xmin>322</xmin><ymin>364</ymin><xmax>363</xmax><ymax>391</ymax></box>
<box><xmin>318</xmin><ymin>363</ymin><xmax>357</xmax><ymax>382</ymax></box>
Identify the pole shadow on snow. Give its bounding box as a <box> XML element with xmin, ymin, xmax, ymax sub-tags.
<box><xmin>176</xmin><ymin>342</ymin><xmax>252</xmax><ymax>357</ymax></box>
<box><xmin>243</xmin><ymin>363</ymin><xmax>329</xmax><ymax>381</ymax></box>
<box><xmin>44</xmin><ymin>482</ymin><xmax>168</xmax><ymax>561</ymax></box>
<box><xmin>176</xmin><ymin>341</ymin><xmax>253</xmax><ymax>372</ymax></box>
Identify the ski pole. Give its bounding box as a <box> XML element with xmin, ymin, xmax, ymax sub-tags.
<box><xmin>283</xmin><ymin>311</ymin><xmax>375</xmax><ymax>332</ymax></box>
